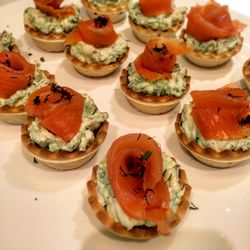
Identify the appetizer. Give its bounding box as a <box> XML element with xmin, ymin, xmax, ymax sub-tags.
<box><xmin>0</xmin><ymin>50</ymin><xmax>54</xmax><ymax>124</ymax></box>
<box><xmin>128</xmin><ymin>0</ymin><xmax>187</xmax><ymax>43</ymax></box>
<box><xmin>65</xmin><ymin>16</ymin><xmax>129</xmax><ymax>77</ymax></box>
<box><xmin>87</xmin><ymin>133</ymin><xmax>191</xmax><ymax>239</ymax></box>
<box><xmin>82</xmin><ymin>0</ymin><xmax>131</xmax><ymax>23</ymax></box>
<box><xmin>24</xmin><ymin>0</ymin><xmax>81</xmax><ymax>52</ymax></box>
<box><xmin>181</xmin><ymin>0</ymin><xmax>246</xmax><ymax>67</ymax></box>
<box><xmin>21</xmin><ymin>84</ymin><xmax>109</xmax><ymax>170</ymax></box>
<box><xmin>243</xmin><ymin>58</ymin><xmax>250</xmax><ymax>90</ymax></box>
<box><xmin>0</xmin><ymin>30</ymin><xmax>18</xmax><ymax>52</ymax></box>
<box><xmin>120</xmin><ymin>37</ymin><xmax>191</xmax><ymax>114</ymax></box>
<box><xmin>175</xmin><ymin>87</ymin><xmax>250</xmax><ymax>168</ymax></box>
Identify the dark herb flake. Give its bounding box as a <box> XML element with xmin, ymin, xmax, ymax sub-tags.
<box><xmin>189</xmin><ymin>202</ymin><xmax>199</xmax><ymax>210</ymax></box>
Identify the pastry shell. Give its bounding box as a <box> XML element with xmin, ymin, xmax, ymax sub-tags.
<box><xmin>81</xmin><ymin>0</ymin><xmax>130</xmax><ymax>23</ymax></box>
<box><xmin>87</xmin><ymin>164</ymin><xmax>191</xmax><ymax>239</ymax></box>
<box><xmin>24</xmin><ymin>25</ymin><xmax>66</xmax><ymax>52</ymax></box>
<box><xmin>129</xmin><ymin>16</ymin><xmax>184</xmax><ymax>43</ymax></box>
<box><xmin>175</xmin><ymin>113</ymin><xmax>250</xmax><ymax>168</ymax></box>
<box><xmin>21</xmin><ymin>117</ymin><xmax>109</xmax><ymax>170</ymax></box>
<box><xmin>242</xmin><ymin>58</ymin><xmax>250</xmax><ymax>90</ymax></box>
<box><xmin>65</xmin><ymin>45</ymin><xmax>129</xmax><ymax>77</ymax></box>
<box><xmin>120</xmin><ymin>68</ymin><xmax>190</xmax><ymax>114</ymax></box>
<box><xmin>181</xmin><ymin>30</ymin><xmax>244</xmax><ymax>67</ymax></box>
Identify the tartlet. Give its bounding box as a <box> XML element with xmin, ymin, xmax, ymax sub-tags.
<box><xmin>120</xmin><ymin>38</ymin><xmax>191</xmax><ymax>114</ymax></box>
<box><xmin>24</xmin><ymin>0</ymin><xmax>81</xmax><ymax>52</ymax></box>
<box><xmin>82</xmin><ymin>0</ymin><xmax>130</xmax><ymax>23</ymax></box>
<box><xmin>65</xmin><ymin>16</ymin><xmax>129</xmax><ymax>77</ymax></box>
<box><xmin>21</xmin><ymin>84</ymin><xmax>109</xmax><ymax>170</ymax></box>
<box><xmin>175</xmin><ymin>87</ymin><xmax>250</xmax><ymax>168</ymax></box>
<box><xmin>0</xmin><ymin>50</ymin><xmax>54</xmax><ymax>124</ymax></box>
<box><xmin>128</xmin><ymin>0</ymin><xmax>187</xmax><ymax>43</ymax></box>
<box><xmin>242</xmin><ymin>58</ymin><xmax>250</xmax><ymax>90</ymax></box>
<box><xmin>87</xmin><ymin>133</ymin><xmax>191</xmax><ymax>239</ymax></box>
<box><xmin>181</xmin><ymin>0</ymin><xmax>246</xmax><ymax>67</ymax></box>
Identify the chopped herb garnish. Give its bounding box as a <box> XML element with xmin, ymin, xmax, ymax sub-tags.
<box><xmin>217</xmin><ymin>107</ymin><xmax>221</xmax><ymax>113</ymax></box>
<box><xmin>227</xmin><ymin>92</ymin><xmax>243</xmax><ymax>98</ymax></box>
<box><xmin>34</xmin><ymin>197</ymin><xmax>38</xmax><ymax>201</ymax></box>
<box><xmin>33</xmin><ymin>157</ymin><xmax>38</xmax><ymax>163</ymax></box>
<box><xmin>40</xmin><ymin>57</ymin><xmax>45</xmax><ymax>62</ymax></box>
<box><xmin>50</xmin><ymin>84</ymin><xmax>73</xmax><ymax>103</ymax></box>
<box><xmin>137</xmin><ymin>132</ymin><xmax>141</xmax><ymax>141</ymax></box>
<box><xmin>33</xmin><ymin>96</ymin><xmax>40</xmax><ymax>106</ymax></box>
<box><xmin>153</xmin><ymin>44</ymin><xmax>167</xmax><ymax>55</ymax></box>
<box><xmin>189</xmin><ymin>202</ymin><xmax>199</xmax><ymax>210</ymax></box>
<box><xmin>94</xmin><ymin>16</ymin><xmax>108</xmax><ymax>28</ymax></box>
<box><xmin>28</xmin><ymin>53</ymin><xmax>32</xmax><ymax>56</ymax></box>
<box><xmin>5</xmin><ymin>59</ymin><xmax>11</xmax><ymax>67</ymax></box>
<box><xmin>239</xmin><ymin>115</ymin><xmax>250</xmax><ymax>126</ymax></box>
<box><xmin>141</xmin><ymin>150</ymin><xmax>152</xmax><ymax>161</ymax></box>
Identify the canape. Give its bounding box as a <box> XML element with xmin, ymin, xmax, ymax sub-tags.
<box><xmin>175</xmin><ymin>87</ymin><xmax>250</xmax><ymax>168</ymax></box>
<box><xmin>0</xmin><ymin>50</ymin><xmax>54</xmax><ymax>124</ymax></box>
<box><xmin>65</xmin><ymin>16</ymin><xmax>129</xmax><ymax>77</ymax></box>
<box><xmin>128</xmin><ymin>0</ymin><xmax>187</xmax><ymax>43</ymax></box>
<box><xmin>243</xmin><ymin>58</ymin><xmax>250</xmax><ymax>90</ymax></box>
<box><xmin>120</xmin><ymin>37</ymin><xmax>191</xmax><ymax>114</ymax></box>
<box><xmin>0</xmin><ymin>30</ymin><xmax>18</xmax><ymax>52</ymax></box>
<box><xmin>181</xmin><ymin>0</ymin><xmax>246</xmax><ymax>67</ymax></box>
<box><xmin>24</xmin><ymin>0</ymin><xmax>81</xmax><ymax>52</ymax></box>
<box><xmin>87</xmin><ymin>133</ymin><xmax>191</xmax><ymax>239</ymax></box>
<box><xmin>82</xmin><ymin>0</ymin><xmax>130</xmax><ymax>23</ymax></box>
<box><xmin>21</xmin><ymin>84</ymin><xmax>109</xmax><ymax>170</ymax></box>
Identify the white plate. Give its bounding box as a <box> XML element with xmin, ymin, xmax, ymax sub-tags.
<box><xmin>0</xmin><ymin>1</ymin><xmax>250</xmax><ymax>250</ymax></box>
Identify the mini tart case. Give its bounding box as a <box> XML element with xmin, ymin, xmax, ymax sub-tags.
<box><xmin>87</xmin><ymin>163</ymin><xmax>191</xmax><ymax>239</ymax></box>
<box><xmin>24</xmin><ymin>25</ymin><xmax>67</xmax><ymax>52</ymax></box>
<box><xmin>175</xmin><ymin>113</ymin><xmax>250</xmax><ymax>168</ymax></box>
<box><xmin>120</xmin><ymin>68</ymin><xmax>190</xmax><ymax>115</ymax></box>
<box><xmin>65</xmin><ymin>45</ymin><xmax>129</xmax><ymax>77</ymax></box>
<box><xmin>0</xmin><ymin>72</ymin><xmax>55</xmax><ymax>125</ymax></box>
<box><xmin>180</xmin><ymin>30</ymin><xmax>244</xmax><ymax>68</ymax></box>
<box><xmin>129</xmin><ymin>16</ymin><xmax>184</xmax><ymax>43</ymax></box>
<box><xmin>81</xmin><ymin>0</ymin><xmax>130</xmax><ymax>23</ymax></box>
<box><xmin>21</xmin><ymin>117</ymin><xmax>109</xmax><ymax>170</ymax></box>
<box><xmin>243</xmin><ymin>58</ymin><xmax>250</xmax><ymax>90</ymax></box>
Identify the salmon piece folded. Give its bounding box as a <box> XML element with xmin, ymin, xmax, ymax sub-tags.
<box><xmin>186</xmin><ymin>0</ymin><xmax>246</xmax><ymax>41</ymax></box>
<box><xmin>139</xmin><ymin>0</ymin><xmax>173</xmax><ymax>17</ymax></box>
<box><xmin>107</xmin><ymin>133</ymin><xmax>171</xmax><ymax>236</ymax></box>
<box><xmin>34</xmin><ymin>0</ymin><xmax>75</xmax><ymax>18</ymax></box>
<box><xmin>26</xmin><ymin>84</ymin><xmax>85</xmax><ymax>142</ymax></box>
<box><xmin>65</xmin><ymin>16</ymin><xmax>118</xmax><ymax>48</ymax></box>
<box><xmin>134</xmin><ymin>38</ymin><xmax>191</xmax><ymax>80</ymax></box>
<box><xmin>191</xmin><ymin>87</ymin><xmax>250</xmax><ymax>140</ymax></box>
<box><xmin>0</xmin><ymin>50</ymin><xmax>35</xmax><ymax>99</ymax></box>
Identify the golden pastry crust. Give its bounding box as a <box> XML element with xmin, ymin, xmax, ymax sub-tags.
<box><xmin>0</xmin><ymin>72</ymin><xmax>54</xmax><ymax>124</ymax></box>
<box><xmin>181</xmin><ymin>30</ymin><xmax>244</xmax><ymax>67</ymax></box>
<box><xmin>87</xmin><ymin>164</ymin><xmax>191</xmax><ymax>239</ymax></box>
<box><xmin>82</xmin><ymin>0</ymin><xmax>130</xmax><ymax>23</ymax></box>
<box><xmin>243</xmin><ymin>58</ymin><xmax>250</xmax><ymax>89</ymax></box>
<box><xmin>129</xmin><ymin>16</ymin><xmax>184</xmax><ymax>43</ymax></box>
<box><xmin>21</xmin><ymin>117</ymin><xmax>109</xmax><ymax>170</ymax></box>
<box><xmin>65</xmin><ymin>45</ymin><xmax>129</xmax><ymax>77</ymax></box>
<box><xmin>175</xmin><ymin>113</ymin><xmax>250</xmax><ymax>167</ymax></box>
<box><xmin>120</xmin><ymin>68</ymin><xmax>190</xmax><ymax>114</ymax></box>
<box><xmin>24</xmin><ymin>25</ymin><xmax>67</xmax><ymax>52</ymax></box>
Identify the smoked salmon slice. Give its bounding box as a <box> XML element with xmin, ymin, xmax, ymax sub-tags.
<box><xmin>26</xmin><ymin>84</ymin><xmax>85</xmax><ymax>142</ymax></box>
<box><xmin>0</xmin><ymin>50</ymin><xmax>35</xmax><ymax>99</ymax></box>
<box><xmin>134</xmin><ymin>38</ymin><xmax>191</xmax><ymax>80</ymax></box>
<box><xmin>34</xmin><ymin>0</ymin><xmax>75</xmax><ymax>19</ymax></box>
<box><xmin>191</xmin><ymin>87</ymin><xmax>250</xmax><ymax>140</ymax></box>
<box><xmin>107</xmin><ymin>133</ymin><xmax>171</xmax><ymax>235</ymax></box>
<box><xmin>186</xmin><ymin>0</ymin><xmax>246</xmax><ymax>41</ymax></box>
<box><xmin>65</xmin><ymin>16</ymin><xmax>118</xmax><ymax>48</ymax></box>
<box><xmin>139</xmin><ymin>0</ymin><xmax>173</xmax><ymax>17</ymax></box>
